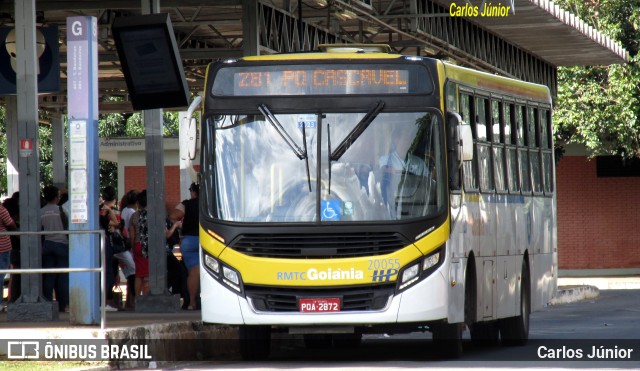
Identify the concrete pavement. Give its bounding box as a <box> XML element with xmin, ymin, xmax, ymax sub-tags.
<box><xmin>0</xmin><ymin>276</ymin><xmax>635</xmax><ymax>369</ymax></box>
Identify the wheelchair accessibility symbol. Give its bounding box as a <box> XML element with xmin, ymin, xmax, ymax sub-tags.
<box><xmin>321</xmin><ymin>200</ymin><xmax>341</xmax><ymax>221</ymax></box>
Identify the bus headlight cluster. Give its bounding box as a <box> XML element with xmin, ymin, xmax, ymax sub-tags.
<box><xmin>203</xmin><ymin>250</ymin><xmax>243</xmax><ymax>294</ymax></box>
<box><xmin>204</xmin><ymin>255</ymin><xmax>219</xmax><ymax>274</ymax></box>
<box><xmin>397</xmin><ymin>247</ymin><xmax>443</xmax><ymax>292</ymax></box>
<box><xmin>422</xmin><ymin>252</ymin><xmax>440</xmax><ymax>270</ymax></box>
<box><xmin>223</xmin><ymin>266</ymin><xmax>241</xmax><ymax>291</ymax></box>
<box><xmin>399</xmin><ymin>264</ymin><xmax>420</xmax><ymax>290</ymax></box>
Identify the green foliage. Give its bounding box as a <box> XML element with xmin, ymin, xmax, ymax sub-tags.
<box><xmin>39</xmin><ymin>123</ymin><xmax>53</xmax><ymax>187</ymax></box>
<box><xmin>123</xmin><ymin>111</ymin><xmax>180</xmax><ymax>137</ymax></box>
<box><xmin>553</xmin><ymin>0</ymin><xmax>640</xmax><ymax>158</ymax></box>
<box><xmin>98</xmin><ymin>110</ymin><xmax>179</xmax><ymax>192</ymax></box>
<box><xmin>0</xmin><ymin>106</ymin><xmax>54</xmax><ymax>194</ymax></box>
<box><xmin>0</xmin><ymin>105</ymin><xmax>181</xmax><ymax>196</ymax></box>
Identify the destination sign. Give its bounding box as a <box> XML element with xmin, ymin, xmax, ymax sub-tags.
<box><xmin>211</xmin><ymin>64</ymin><xmax>431</xmax><ymax>96</ymax></box>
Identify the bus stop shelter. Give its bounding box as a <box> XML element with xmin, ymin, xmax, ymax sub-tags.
<box><xmin>0</xmin><ymin>0</ymin><xmax>629</xmax><ymax>324</ymax></box>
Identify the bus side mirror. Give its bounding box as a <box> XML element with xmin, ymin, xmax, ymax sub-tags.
<box><xmin>446</xmin><ymin>112</ymin><xmax>460</xmax><ymax>190</ymax></box>
<box><xmin>447</xmin><ymin>112</ymin><xmax>473</xmax><ymax>191</ymax></box>
<box><xmin>180</xmin><ymin>95</ymin><xmax>202</xmax><ymax>161</ymax></box>
<box><xmin>458</xmin><ymin>124</ymin><xmax>473</xmax><ymax>162</ymax></box>
<box><xmin>180</xmin><ymin>116</ymin><xmax>198</xmax><ymax>161</ymax></box>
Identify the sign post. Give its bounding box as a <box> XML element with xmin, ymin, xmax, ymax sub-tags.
<box><xmin>67</xmin><ymin>16</ymin><xmax>100</xmax><ymax>324</ymax></box>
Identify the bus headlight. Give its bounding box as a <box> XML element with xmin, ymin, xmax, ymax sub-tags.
<box><xmin>402</xmin><ymin>264</ymin><xmax>419</xmax><ymax>283</ymax></box>
<box><xmin>399</xmin><ymin>264</ymin><xmax>420</xmax><ymax>290</ymax></box>
<box><xmin>223</xmin><ymin>266</ymin><xmax>241</xmax><ymax>291</ymax></box>
<box><xmin>202</xmin><ymin>250</ymin><xmax>244</xmax><ymax>294</ymax></box>
<box><xmin>396</xmin><ymin>246</ymin><xmax>444</xmax><ymax>293</ymax></box>
<box><xmin>204</xmin><ymin>255</ymin><xmax>220</xmax><ymax>275</ymax></box>
<box><xmin>422</xmin><ymin>252</ymin><xmax>440</xmax><ymax>270</ymax></box>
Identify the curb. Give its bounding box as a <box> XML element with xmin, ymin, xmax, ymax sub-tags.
<box><xmin>550</xmin><ymin>285</ymin><xmax>600</xmax><ymax>305</ymax></box>
<box><xmin>105</xmin><ymin>322</ymin><xmax>237</xmax><ymax>369</ymax></box>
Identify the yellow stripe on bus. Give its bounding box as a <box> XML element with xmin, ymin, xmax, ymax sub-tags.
<box><xmin>243</xmin><ymin>52</ymin><xmax>403</xmax><ymax>61</ymax></box>
<box><xmin>199</xmin><ymin>221</ymin><xmax>448</xmax><ymax>287</ymax></box>
<box><xmin>443</xmin><ymin>63</ymin><xmax>550</xmax><ymax>103</ymax></box>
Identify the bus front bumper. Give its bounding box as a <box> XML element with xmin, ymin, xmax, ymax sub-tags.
<box><xmin>200</xmin><ymin>267</ymin><xmax>449</xmax><ymax>325</ymax></box>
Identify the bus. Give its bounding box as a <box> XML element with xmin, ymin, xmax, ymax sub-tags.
<box><xmin>197</xmin><ymin>44</ymin><xmax>557</xmax><ymax>359</ymax></box>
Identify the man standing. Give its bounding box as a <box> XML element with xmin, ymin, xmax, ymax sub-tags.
<box><xmin>41</xmin><ymin>185</ymin><xmax>69</xmax><ymax>312</ymax></box>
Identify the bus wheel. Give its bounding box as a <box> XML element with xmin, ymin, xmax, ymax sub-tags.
<box><xmin>499</xmin><ymin>262</ymin><xmax>530</xmax><ymax>346</ymax></box>
<box><xmin>432</xmin><ymin>322</ymin><xmax>463</xmax><ymax>358</ymax></box>
<box><xmin>239</xmin><ymin>325</ymin><xmax>271</xmax><ymax>360</ymax></box>
<box><xmin>470</xmin><ymin>321</ymin><xmax>499</xmax><ymax>346</ymax></box>
<box><xmin>303</xmin><ymin>334</ymin><xmax>333</xmax><ymax>349</ymax></box>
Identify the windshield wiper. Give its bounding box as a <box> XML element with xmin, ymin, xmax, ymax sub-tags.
<box><xmin>327</xmin><ymin>123</ymin><xmax>332</xmax><ymax>194</ymax></box>
<box><xmin>258</xmin><ymin>104</ymin><xmax>312</xmax><ymax>192</ymax></box>
<box><xmin>329</xmin><ymin>100</ymin><xmax>385</xmax><ymax>161</ymax></box>
<box><xmin>301</xmin><ymin>118</ymin><xmax>312</xmax><ymax>192</ymax></box>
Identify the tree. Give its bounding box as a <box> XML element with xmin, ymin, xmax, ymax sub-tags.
<box><xmin>553</xmin><ymin>0</ymin><xmax>640</xmax><ymax>158</ymax></box>
<box><xmin>0</xmin><ymin>106</ymin><xmax>54</xmax><ymax>195</ymax></box>
<box><xmin>0</xmin><ymin>103</ymin><xmax>181</xmax><ymax>196</ymax></box>
<box><xmin>97</xmin><ymin>108</ymin><xmax>180</xmax><ymax>193</ymax></box>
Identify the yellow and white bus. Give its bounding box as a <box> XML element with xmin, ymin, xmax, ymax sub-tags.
<box><xmin>197</xmin><ymin>44</ymin><xmax>557</xmax><ymax>359</ymax></box>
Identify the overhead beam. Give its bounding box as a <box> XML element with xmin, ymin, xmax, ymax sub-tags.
<box><xmin>0</xmin><ymin>0</ymin><xmax>241</xmax><ymax>11</ymax></box>
<box><xmin>59</xmin><ymin>48</ymin><xmax>243</xmax><ymax>62</ymax></box>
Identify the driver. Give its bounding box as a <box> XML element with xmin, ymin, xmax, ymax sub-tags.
<box><xmin>378</xmin><ymin>128</ymin><xmax>430</xmax><ymax>176</ymax></box>
<box><xmin>378</xmin><ymin>127</ymin><xmax>432</xmax><ymax>215</ymax></box>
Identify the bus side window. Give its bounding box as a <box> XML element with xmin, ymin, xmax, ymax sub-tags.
<box><xmin>460</xmin><ymin>93</ymin><xmax>471</xmax><ymax>123</ymax></box>
<box><xmin>475</xmin><ymin>96</ymin><xmax>493</xmax><ymax>192</ymax></box>
<box><xmin>492</xmin><ymin>99</ymin><xmax>507</xmax><ymax>193</ymax></box>
<box><xmin>528</xmin><ymin>106</ymin><xmax>542</xmax><ymax>194</ymax></box>
<box><xmin>527</xmin><ymin>107</ymin><xmax>536</xmax><ymax>147</ymax></box>
<box><xmin>460</xmin><ymin>93</ymin><xmax>477</xmax><ymax>191</ymax></box>
<box><xmin>475</xmin><ymin>96</ymin><xmax>489</xmax><ymax>141</ymax></box>
<box><xmin>504</xmin><ymin>103</ymin><xmax>519</xmax><ymax>194</ymax></box>
<box><xmin>516</xmin><ymin>104</ymin><xmax>531</xmax><ymax>193</ymax></box>
<box><xmin>540</xmin><ymin>108</ymin><xmax>554</xmax><ymax>194</ymax></box>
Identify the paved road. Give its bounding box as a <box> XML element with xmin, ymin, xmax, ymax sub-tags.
<box><xmin>169</xmin><ymin>290</ymin><xmax>640</xmax><ymax>370</ymax></box>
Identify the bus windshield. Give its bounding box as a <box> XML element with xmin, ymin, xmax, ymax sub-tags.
<box><xmin>208</xmin><ymin>109</ymin><xmax>446</xmax><ymax>223</ymax></box>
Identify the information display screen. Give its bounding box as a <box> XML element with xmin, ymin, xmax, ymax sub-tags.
<box><xmin>211</xmin><ymin>64</ymin><xmax>431</xmax><ymax>96</ymax></box>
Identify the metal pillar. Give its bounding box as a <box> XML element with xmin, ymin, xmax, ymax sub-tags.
<box><xmin>66</xmin><ymin>15</ymin><xmax>101</xmax><ymax>325</ymax></box>
<box><xmin>5</xmin><ymin>95</ymin><xmax>19</xmax><ymax>197</ymax></box>
<box><xmin>135</xmin><ymin>0</ymin><xmax>180</xmax><ymax>312</ymax></box>
<box><xmin>52</xmin><ymin>114</ymin><xmax>66</xmax><ymax>189</ymax></box>
<box><xmin>8</xmin><ymin>0</ymin><xmax>58</xmax><ymax>321</ymax></box>
<box><xmin>243</xmin><ymin>0</ymin><xmax>259</xmax><ymax>56</ymax></box>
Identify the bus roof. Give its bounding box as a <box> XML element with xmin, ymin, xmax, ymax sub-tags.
<box><xmin>242</xmin><ymin>51</ymin><xmax>404</xmax><ymax>62</ymax></box>
<box><xmin>218</xmin><ymin>43</ymin><xmax>550</xmax><ymax>104</ymax></box>
<box><xmin>441</xmin><ymin>61</ymin><xmax>551</xmax><ymax>104</ymax></box>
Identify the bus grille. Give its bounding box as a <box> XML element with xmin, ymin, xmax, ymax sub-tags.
<box><xmin>229</xmin><ymin>232</ymin><xmax>409</xmax><ymax>258</ymax></box>
<box><xmin>245</xmin><ymin>284</ymin><xmax>396</xmax><ymax>312</ymax></box>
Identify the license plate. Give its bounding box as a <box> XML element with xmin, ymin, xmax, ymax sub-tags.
<box><xmin>298</xmin><ymin>297</ymin><xmax>341</xmax><ymax>313</ymax></box>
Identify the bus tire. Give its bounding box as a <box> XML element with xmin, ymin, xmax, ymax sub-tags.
<box><xmin>432</xmin><ymin>322</ymin><xmax>463</xmax><ymax>359</ymax></box>
<box><xmin>239</xmin><ymin>325</ymin><xmax>271</xmax><ymax>360</ymax></box>
<box><xmin>469</xmin><ymin>321</ymin><xmax>500</xmax><ymax>346</ymax></box>
<box><xmin>499</xmin><ymin>261</ymin><xmax>530</xmax><ymax>346</ymax></box>
<box><xmin>303</xmin><ymin>334</ymin><xmax>333</xmax><ymax>349</ymax></box>
<box><xmin>464</xmin><ymin>256</ymin><xmax>477</xmax><ymax>327</ymax></box>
